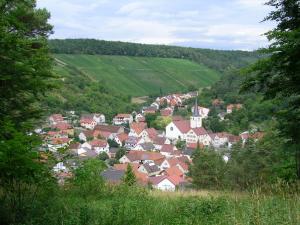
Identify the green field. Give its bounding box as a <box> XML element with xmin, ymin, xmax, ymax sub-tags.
<box><xmin>54</xmin><ymin>54</ymin><xmax>220</xmax><ymax>96</ymax></box>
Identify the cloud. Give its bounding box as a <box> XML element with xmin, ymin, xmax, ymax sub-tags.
<box><xmin>36</xmin><ymin>0</ymin><xmax>274</xmax><ymax>50</ymax></box>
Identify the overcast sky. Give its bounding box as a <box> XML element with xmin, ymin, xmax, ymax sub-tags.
<box><xmin>37</xmin><ymin>0</ymin><xmax>275</xmax><ymax>50</ymax></box>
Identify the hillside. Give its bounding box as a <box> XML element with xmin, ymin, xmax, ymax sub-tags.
<box><xmin>49</xmin><ymin>39</ymin><xmax>263</xmax><ymax>73</ymax></box>
<box><xmin>54</xmin><ymin>54</ymin><xmax>220</xmax><ymax>96</ymax></box>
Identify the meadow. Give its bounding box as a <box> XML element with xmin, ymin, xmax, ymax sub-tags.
<box><xmin>18</xmin><ymin>186</ymin><xmax>299</xmax><ymax>225</ymax></box>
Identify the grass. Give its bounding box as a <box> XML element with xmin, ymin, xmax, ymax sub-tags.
<box><xmin>54</xmin><ymin>54</ymin><xmax>220</xmax><ymax>96</ymax></box>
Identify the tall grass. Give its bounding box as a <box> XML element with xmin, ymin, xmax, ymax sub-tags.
<box><xmin>13</xmin><ymin>185</ymin><xmax>299</xmax><ymax>225</ymax></box>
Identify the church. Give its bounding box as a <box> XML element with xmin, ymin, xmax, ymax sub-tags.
<box><xmin>165</xmin><ymin>99</ymin><xmax>211</xmax><ymax>146</ymax></box>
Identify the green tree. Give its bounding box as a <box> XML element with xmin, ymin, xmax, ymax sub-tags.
<box><xmin>0</xmin><ymin>121</ymin><xmax>54</xmax><ymax>223</ymax></box>
<box><xmin>73</xmin><ymin>159</ymin><xmax>107</xmax><ymax>197</ymax></box>
<box><xmin>123</xmin><ymin>164</ymin><xmax>136</xmax><ymax>186</ymax></box>
<box><xmin>98</xmin><ymin>152</ymin><xmax>109</xmax><ymax>161</ymax></box>
<box><xmin>189</xmin><ymin>144</ymin><xmax>225</xmax><ymax>189</ymax></box>
<box><xmin>242</xmin><ymin>0</ymin><xmax>300</xmax><ymax>178</ymax></box>
<box><xmin>116</xmin><ymin>147</ymin><xmax>126</xmax><ymax>160</ymax></box>
<box><xmin>0</xmin><ymin>0</ymin><xmax>53</xmax><ymax>126</ymax></box>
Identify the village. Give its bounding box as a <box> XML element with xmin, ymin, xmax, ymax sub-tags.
<box><xmin>39</xmin><ymin>92</ymin><xmax>264</xmax><ymax>191</ymax></box>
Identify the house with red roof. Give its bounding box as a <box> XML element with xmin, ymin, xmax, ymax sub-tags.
<box><xmin>148</xmin><ymin>175</ymin><xmax>184</xmax><ymax>191</ymax></box>
<box><xmin>119</xmin><ymin>151</ymin><xmax>165</xmax><ymax>164</ymax></box>
<box><xmin>89</xmin><ymin>139</ymin><xmax>109</xmax><ymax>154</ymax></box>
<box><xmin>160</xmin><ymin>144</ymin><xmax>177</xmax><ymax>157</ymax></box>
<box><xmin>226</xmin><ymin>104</ymin><xmax>243</xmax><ymax>114</ymax></box>
<box><xmin>80</xmin><ymin>117</ymin><xmax>97</xmax><ymax>130</ymax></box>
<box><xmin>114</xmin><ymin>133</ymin><xmax>129</xmax><ymax>146</ymax></box>
<box><xmin>113</xmin><ymin>113</ymin><xmax>133</xmax><ymax>125</ymax></box>
<box><xmin>49</xmin><ymin>114</ymin><xmax>64</xmax><ymax>125</ymax></box>
<box><xmin>160</xmin><ymin>108</ymin><xmax>173</xmax><ymax>117</ymax></box>
<box><xmin>129</xmin><ymin>122</ymin><xmax>147</xmax><ymax>137</ymax></box>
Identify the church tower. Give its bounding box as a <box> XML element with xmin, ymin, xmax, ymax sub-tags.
<box><xmin>190</xmin><ymin>98</ymin><xmax>202</xmax><ymax>128</ymax></box>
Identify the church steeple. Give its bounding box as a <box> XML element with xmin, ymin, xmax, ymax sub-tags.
<box><xmin>193</xmin><ymin>98</ymin><xmax>200</xmax><ymax>117</ymax></box>
<box><xmin>190</xmin><ymin>98</ymin><xmax>202</xmax><ymax>128</ymax></box>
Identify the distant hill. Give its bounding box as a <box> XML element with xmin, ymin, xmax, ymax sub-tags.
<box><xmin>49</xmin><ymin>39</ymin><xmax>263</xmax><ymax>73</ymax></box>
<box><xmin>54</xmin><ymin>54</ymin><xmax>220</xmax><ymax>96</ymax></box>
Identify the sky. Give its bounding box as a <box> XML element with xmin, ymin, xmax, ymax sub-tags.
<box><xmin>37</xmin><ymin>0</ymin><xmax>275</xmax><ymax>50</ymax></box>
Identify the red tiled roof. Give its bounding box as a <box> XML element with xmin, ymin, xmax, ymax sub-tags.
<box><xmin>130</xmin><ymin>122</ymin><xmax>147</xmax><ymax>135</ymax></box>
<box><xmin>173</xmin><ymin>120</ymin><xmax>190</xmax><ymax>133</ymax></box>
<box><xmin>52</xmin><ymin>122</ymin><xmax>72</xmax><ymax>131</ymax></box>
<box><xmin>95</xmin><ymin>125</ymin><xmax>123</xmax><ymax>134</ymax></box>
<box><xmin>52</xmin><ymin>138</ymin><xmax>70</xmax><ymax>144</ymax></box>
<box><xmin>165</xmin><ymin>166</ymin><xmax>184</xmax><ymax>177</ymax></box>
<box><xmin>186</xmin><ymin>142</ymin><xmax>204</xmax><ymax>149</ymax></box>
<box><xmin>161</xmin><ymin>144</ymin><xmax>174</xmax><ymax>153</ymax></box>
<box><xmin>114</xmin><ymin>163</ymin><xmax>139</xmax><ymax>171</ymax></box>
<box><xmin>191</xmin><ymin>127</ymin><xmax>208</xmax><ymax>136</ymax></box>
<box><xmin>89</xmin><ymin>139</ymin><xmax>108</xmax><ymax>148</ymax></box>
<box><xmin>227</xmin><ymin>104</ymin><xmax>243</xmax><ymax>110</ymax></box>
<box><xmin>153</xmin><ymin>136</ymin><xmax>167</xmax><ymax>145</ymax></box>
<box><xmin>80</xmin><ymin>118</ymin><xmax>95</xmax><ymax>124</ymax></box>
<box><xmin>115</xmin><ymin>113</ymin><xmax>132</xmax><ymax>118</ymax></box>
<box><xmin>160</xmin><ymin>108</ymin><xmax>172</xmax><ymax>117</ymax></box>
<box><xmin>168</xmin><ymin>175</ymin><xmax>184</xmax><ymax>185</ymax></box>
<box><xmin>50</xmin><ymin>114</ymin><xmax>64</xmax><ymax>121</ymax></box>
<box><xmin>117</xmin><ymin>133</ymin><xmax>129</xmax><ymax>142</ymax></box>
<box><xmin>125</xmin><ymin>151</ymin><xmax>165</xmax><ymax>162</ymax></box>
<box><xmin>145</xmin><ymin>128</ymin><xmax>158</xmax><ymax>139</ymax></box>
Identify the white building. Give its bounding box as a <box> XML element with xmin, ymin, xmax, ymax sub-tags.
<box><xmin>113</xmin><ymin>114</ymin><xmax>133</xmax><ymax>125</ymax></box>
<box><xmin>165</xmin><ymin>99</ymin><xmax>211</xmax><ymax>146</ymax></box>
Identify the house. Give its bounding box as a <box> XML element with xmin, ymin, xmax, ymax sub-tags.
<box><xmin>89</xmin><ymin>139</ymin><xmax>109</xmax><ymax>154</ymax></box>
<box><xmin>145</xmin><ymin>128</ymin><xmax>158</xmax><ymax>140</ymax></box>
<box><xmin>124</xmin><ymin>136</ymin><xmax>144</xmax><ymax>150</ymax></box>
<box><xmin>113</xmin><ymin>163</ymin><xmax>148</xmax><ymax>185</ymax></box>
<box><xmin>129</xmin><ymin>122</ymin><xmax>147</xmax><ymax>137</ymax></box>
<box><xmin>160</xmin><ymin>144</ymin><xmax>177</xmax><ymax>157</ymax></box>
<box><xmin>226</xmin><ymin>104</ymin><xmax>243</xmax><ymax>114</ymax></box>
<box><xmin>165</xmin><ymin>166</ymin><xmax>184</xmax><ymax>178</ymax></box>
<box><xmin>101</xmin><ymin>169</ymin><xmax>125</xmax><ymax>184</ymax></box>
<box><xmin>49</xmin><ymin>114</ymin><xmax>64</xmax><ymax>125</ymax></box>
<box><xmin>113</xmin><ymin>113</ymin><xmax>133</xmax><ymax>125</ymax></box>
<box><xmin>119</xmin><ymin>151</ymin><xmax>165</xmax><ymax>164</ymax></box>
<box><xmin>142</xmin><ymin>106</ymin><xmax>157</xmax><ymax>115</ymax></box>
<box><xmin>48</xmin><ymin>138</ymin><xmax>71</xmax><ymax>152</ymax></box>
<box><xmin>138</xmin><ymin>162</ymin><xmax>160</xmax><ymax>176</ymax></box>
<box><xmin>148</xmin><ymin>175</ymin><xmax>184</xmax><ymax>191</ymax></box>
<box><xmin>114</xmin><ymin>133</ymin><xmax>129</xmax><ymax>146</ymax></box>
<box><xmin>240</xmin><ymin>131</ymin><xmax>264</xmax><ymax>144</ymax></box>
<box><xmin>80</xmin><ymin>117</ymin><xmax>97</xmax><ymax>130</ymax></box>
<box><xmin>135</xmin><ymin>113</ymin><xmax>146</xmax><ymax>123</ymax></box>
<box><xmin>153</xmin><ymin>136</ymin><xmax>170</xmax><ymax>150</ymax></box>
<box><xmin>209</xmin><ymin>132</ymin><xmax>231</xmax><ymax>148</ymax></box>
<box><xmin>212</xmin><ymin>99</ymin><xmax>224</xmax><ymax>107</ymax></box>
<box><xmin>78</xmin><ymin>149</ymin><xmax>98</xmax><ymax>159</ymax></box>
<box><xmin>151</xmin><ymin>102</ymin><xmax>160</xmax><ymax>110</ymax></box>
<box><xmin>134</xmin><ymin>142</ymin><xmax>155</xmax><ymax>151</ymax></box>
<box><xmin>160</xmin><ymin>108</ymin><xmax>173</xmax><ymax>117</ymax></box>
<box><xmin>191</xmin><ymin>106</ymin><xmax>210</xmax><ymax>118</ymax></box>
<box><xmin>228</xmin><ymin>135</ymin><xmax>241</xmax><ymax>148</ymax></box>
<box><xmin>78</xmin><ymin>130</ymin><xmax>101</xmax><ymax>142</ymax></box>
<box><xmin>95</xmin><ymin>125</ymin><xmax>124</xmax><ymax>135</ymax></box>
<box><xmin>53</xmin><ymin>162</ymin><xmax>68</xmax><ymax>173</ymax></box>
<box><xmin>93</xmin><ymin>113</ymin><xmax>105</xmax><ymax>124</ymax></box>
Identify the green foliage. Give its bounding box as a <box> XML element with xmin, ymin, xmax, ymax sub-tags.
<box><xmin>0</xmin><ymin>0</ymin><xmax>53</xmax><ymax>127</ymax></box>
<box><xmin>189</xmin><ymin>146</ymin><xmax>226</xmax><ymax>189</ymax></box>
<box><xmin>145</xmin><ymin>113</ymin><xmax>159</xmax><ymax>128</ymax></box>
<box><xmin>123</xmin><ymin>164</ymin><xmax>136</xmax><ymax>186</ymax></box>
<box><xmin>108</xmin><ymin>139</ymin><xmax>119</xmax><ymax>148</ymax></box>
<box><xmin>115</xmin><ymin>147</ymin><xmax>126</xmax><ymax>160</ymax></box>
<box><xmin>242</xmin><ymin>0</ymin><xmax>300</xmax><ymax>178</ymax></box>
<box><xmin>151</xmin><ymin>116</ymin><xmax>172</xmax><ymax>130</ymax></box>
<box><xmin>72</xmin><ymin>159</ymin><xmax>107</xmax><ymax>197</ymax></box>
<box><xmin>98</xmin><ymin>152</ymin><xmax>109</xmax><ymax>161</ymax></box>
